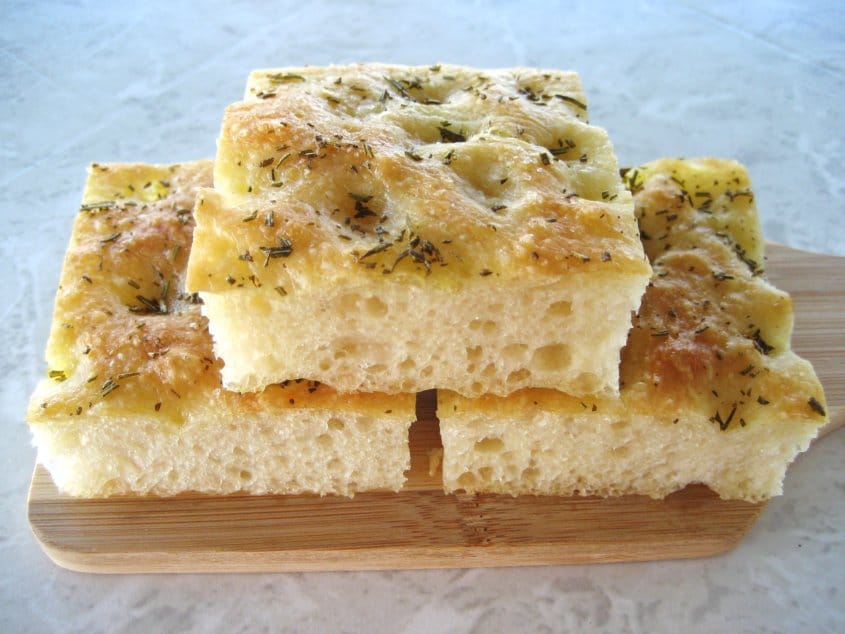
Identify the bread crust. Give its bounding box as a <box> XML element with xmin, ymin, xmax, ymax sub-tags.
<box><xmin>439</xmin><ymin>158</ymin><xmax>828</xmax><ymax>501</ymax></box>
<box><xmin>190</xmin><ymin>64</ymin><xmax>648</xmax><ymax>292</ymax></box>
<box><xmin>27</xmin><ymin>161</ymin><xmax>413</xmax><ymax>497</ymax></box>
<box><xmin>186</xmin><ymin>64</ymin><xmax>651</xmax><ymax>396</ymax></box>
<box><xmin>29</xmin><ymin>161</ymin><xmax>408</xmax><ymax>422</ymax></box>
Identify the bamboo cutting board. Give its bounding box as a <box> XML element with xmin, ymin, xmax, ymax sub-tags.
<box><xmin>28</xmin><ymin>244</ymin><xmax>845</xmax><ymax>573</ymax></box>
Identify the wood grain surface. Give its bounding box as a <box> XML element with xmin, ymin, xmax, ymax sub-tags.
<box><xmin>28</xmin><ymin>244</ymin><xmax>844</xmax><ymax>573</ymax></box>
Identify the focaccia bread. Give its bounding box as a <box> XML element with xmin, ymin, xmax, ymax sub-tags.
<box><xmin>27</xmin><ymin>161</ymin><xmax>413</xmax><ymax>497</ymax></box>
<box><xmin>187</xmin><ymin>63</ymin><xmax>651</xmax><ymax>397</ymax></box>
<box><xmin>439</xmin><ymin>158</ymin><xmax>828</xmax><ymax>502</ymax></box>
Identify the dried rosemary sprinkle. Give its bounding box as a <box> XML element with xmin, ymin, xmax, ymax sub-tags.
<box><xmin>130</xmin><ymin>295</ymin><xmax>167</xmax><ymax>315</ymax></box>
<box><xmin>554</xmin><ymin>94</ymin><xmax>587</xmax><ymax>110</ymax></box>
<box><xmin>268</xmin><ymin>72</ymin><xmax>305</xmax><ymax>83</ymax></box>
<box><xmin>808</xmin><ymin>396</ymin><xmax>826</xmax><ymax>416</ymax></box>
<box><xmin>101</xmin><ymin>379</ymin><xmax>120</xmax><ymax>397</ymax></box>
<box><xmin>438</xmin><ymin>126</ymin><xmax>466</xmax><ymax>143</ymax></box>
<box><xmin>384</xmin><ymin>76</ymin><xmax>410</xmax><ymax>99</ymax></box>
<box><xmin>359</xmin><ymin>242</ymin><xmax>392</xmax><ymax>260</ymax></box>
<box><xmin>81</xmin><ymin>201</ymin><xmax>116</xmax><ymax>211</ymax></box>
<box><xmin>751</xmin><ymin>329</ymin><xmax>774</xmax><ymax>355</ymax></box>
<box><xmin>259</xmin><ymin>236</ymin><xmax>294</xmax><ymax>265</ymax></box>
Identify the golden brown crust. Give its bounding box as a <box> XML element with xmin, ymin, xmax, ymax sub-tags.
<box><xmin>28</xmin><ymin>161</ymin><xmax>411</xmax><ymax>425</ymax></box>
<box><xmin>444</xmin><ymin>158</ymin><xmax>827</xmax><ymax>431</ymax></box>
<box><xmin>620</xmin><ymin>158</ymin><xmax>825</xmax><ymax>427</ymax></box>
<box><xmin>187</xmin><ymin>64</ymin><xmax>648</xmax><ymax>295</ymax></box>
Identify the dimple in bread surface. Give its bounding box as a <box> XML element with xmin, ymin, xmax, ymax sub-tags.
<box><xmin>27</xmin><ymin>161</ymin><xmax>413</xmax><ymax>497</ymax></box>
<box><xmin>439</xmin><ymin>158</ymin><xmax>828</xmax><ymax>502</ymax></box>
<box><xmin>187</xmin><ymin>64</ymin><xmax>651</xmax><ymax>396</ymax></box>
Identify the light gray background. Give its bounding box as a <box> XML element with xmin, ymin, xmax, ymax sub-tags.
<box><xmin>1</xmin><ymin>1</ymin><xmax>843</xmax><ymax>632</ymax></box>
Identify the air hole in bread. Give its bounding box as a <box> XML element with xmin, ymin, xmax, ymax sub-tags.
<box><xmin>457</xmin><ymin>471</ymin><xmax>476</xmax><ymax>488</ymax></box>
<box><xmin>481</xmin><ymin>363</ymin><xmax>496</xmax><ymax>378</ymax></box>
<box><xmin>547</xmin><ymin>300</ymin><xmax>572</xmax><ymax>317</ymax></box>
<box><xmin>531</xmin><ymin>344</ymin><xmax>570</xmax><ymax>373</ymax></box>
<box><xmin>506</xmin><ymin>368</ymin><xmax>531</xmax><ymax>385</ymax></box>
<box><xmin>502</xmin><ymin>343</ymin><xmax>528</xmax><ymax>363</ymax></box>
<box><xmin>364</xmin><ymin>296</ymin><xmax>388</xmax><ymax>318</ymax></box>
<box><xmin>332</xmin><ymin>340</ymin><xmax>390</xmax><ymax>363</ymax></box>
<box><xmin>474</xmin><ymin>437</ymin><xmax>504</xmax><ymax>453</ymax></box>
<box><xmin>399</xmin><ymin>358</ymin><xmax>416</xmax><ymax>371</ymax></box>
<box><xmin>239</xmin><ymin>470</ymin><xmax>252</xmax><ymax>481</ymax></box>
<box><xmin>328</xmin><ymin>418</ymin><xmax>345</xmax><ymax>431</ymax></box>
<box><xmin>336</xmin><ymin>293</ymin><xmax>361</xmax><ymax>315</ymax></box>
<box><xmin>316</xmin><ymin>433</ymin><xmax>332</xmax><ymax>448</ymax></box>
<box><xmin>610</xmin><ymin>420</ymin><xmax>628</xmax><ymax>432</ymax></box>
<box><xmin>420</xmin><ymin>365</ymin><xmax>434</xmax><ymax>378</ymax></box>
<box><xmin>367</xmin><ymin>363</ymin><xmax>387</xmax><ymax>375</ymax></box>
<box><xmin>466</xmin><ymin>345</ymin><xmax>483</xmax><ymax>361</ymax></box>
<box><xmin>520</xmin><ymin>467</ymin><xmax>539</xmax><ymax>484</ymax></box>
<box><xmin>478</xmin><ymin>466</ymin><xmax>493</xmax><ymax>482</ymax></box>
<box><xmin>573</xmin><ymin>371</ymin><xmax>599</xmax><ymax>393</ymax></box>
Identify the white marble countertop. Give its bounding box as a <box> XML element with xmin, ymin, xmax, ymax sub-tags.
<box><xmin>1</xmin><ymin>1</ymin><xmax>843</xmax><ymax>631</ymax></box>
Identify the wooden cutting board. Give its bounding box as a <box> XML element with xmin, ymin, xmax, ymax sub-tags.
<box><xmin>28</xmin><ymin>244</ymin><xmax>845</xmax><ymax>573</ymax></box>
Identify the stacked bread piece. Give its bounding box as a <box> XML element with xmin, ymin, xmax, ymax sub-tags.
<box><xmin>439</xmin><ymin>158</ymin><xmax>828</xmax><ymax>501</ymax></box>
<box><xmin>188</xmin><ymin>64</ymin><xmax>651</xmax><ymax>397</ymax></box>
<box><xmin>26</xmin><ymin>161</ymin><xmax>414</xmax><ymax>496</ymax></box>
<box><xmin>27</xmin><ymin>64</ymin><xmax>827</xmax><ymax>501</ymax></box>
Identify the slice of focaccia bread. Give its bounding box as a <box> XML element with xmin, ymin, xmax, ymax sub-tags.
<box><xmin>438</xmin><ymin>158</ymin><xmax>828</xmax><ymax>502</ymax></box>
<box><xmin>27</xmin><ymin>161</ymin><xmax>413</xmax><ymax>497</ymax></box>
<box><xmin>187</xmin><ymin>64</ymin><xmax>651</xmax><ymax>397</ymax></box>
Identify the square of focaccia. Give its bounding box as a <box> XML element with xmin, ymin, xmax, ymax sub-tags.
<box><xmin>187</xmin><ymin>64</ymin><xmax>651</xmax><ymax>397</ymax></box>
<box><xmin>438</xmin><ymin>158</ymin><xmax>828</xmax><ymax>502</ymax></box>
<box><xmin>26</xmin><ymin>161</ymin><xmax>413</xmax><ymax>497</ymax></box>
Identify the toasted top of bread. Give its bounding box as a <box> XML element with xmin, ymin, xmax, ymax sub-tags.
<box><xmin>619</xmin><ymin>157</ymin><xmax>825</xmax><ymax>426</ymax></box>
<box><xmin>187</xmin><ymin>64</ymin><xmax>649</xmax><ymax>296</ymax></box>
<box><xmin>448</xmin><ymin>158</ymin><xmax>827</xmax><ymax>430</ymax></box>
<box><xmin>28</xmin><ymin>161</ymin><xmax>410</xmax><ymax>425</ymax></box>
